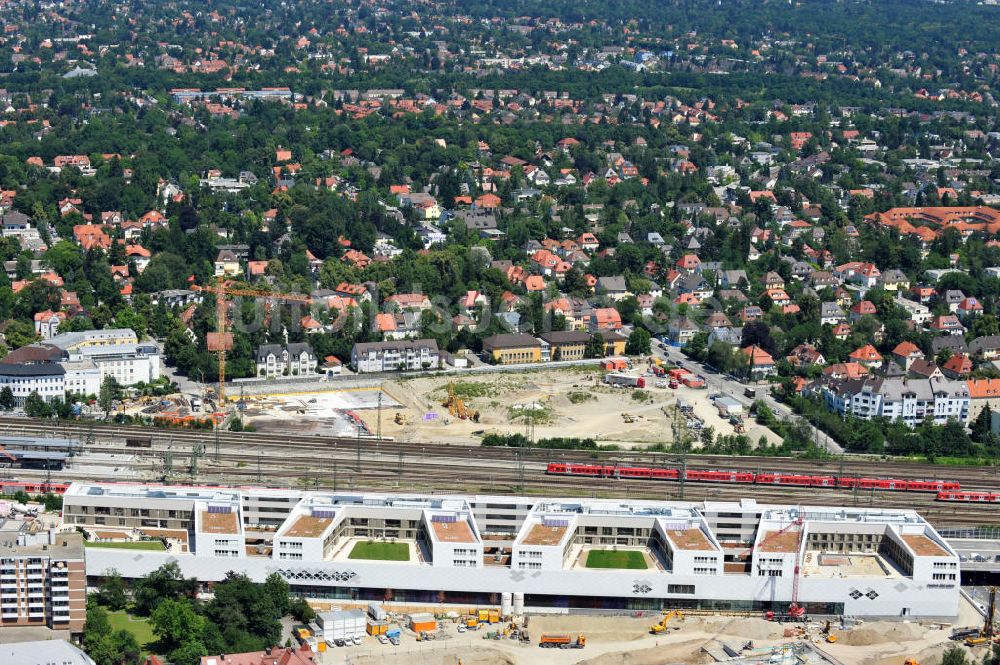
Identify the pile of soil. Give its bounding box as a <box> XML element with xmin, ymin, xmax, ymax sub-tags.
<box><xmin>528</xmin><ymin>616</ymin><xmax>652</xmax><ymax>643</ymax></box>
<box><xmin>836</xmin><ymin>621</ymin><xmax>924</xmax><ymax>647</ymax></box>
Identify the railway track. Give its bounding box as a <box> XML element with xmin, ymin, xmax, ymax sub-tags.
<box><xmin>4</xmin><ymin>417</ymin><xmax>1000</xmax><ymax>527</ymax></box>
<box><xmin>7</xmin><ymin>417</ymin><xmax>1000</xmax><ymax>486</ymax></box>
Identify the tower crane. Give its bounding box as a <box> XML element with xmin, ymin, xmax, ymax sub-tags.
<box><xmin>738</xmin><ymin>515</ymin><xmax>806</xmax><ymax>621</ymax></box>
<box><xmin>195</xmin><ymin>280</ymin><xmax>312</xmax><ymax>406</ymax></box>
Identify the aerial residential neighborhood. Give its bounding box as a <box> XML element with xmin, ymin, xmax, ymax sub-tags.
<box><xmin>1</xmin><ymin>0</ymin><xmax>1000</xmax><ymax>663</ymax></box>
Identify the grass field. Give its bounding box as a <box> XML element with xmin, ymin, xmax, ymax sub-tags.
<box><xmin>585</xmin><ymin>550</ymin><xmax>648</xmax><ymax>569</ymax></box>
<box><xmin>348</xmin><ymin>541</ymin><xmax>410</xmax><ymax>561</ymax></box>
<box><xmin>107</xmin><ymin>611</ymin><xmax>155</xmax><ymax>652</ymax></box>
<box><xmin>85</xmin><ymin>540</ymin><xmax>166</xmax><ymax>551</ymax></box>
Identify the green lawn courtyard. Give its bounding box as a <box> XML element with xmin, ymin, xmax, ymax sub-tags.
<box><xmin>584</xmin><ymin>549</ymin><xmax>648</xmax><ymax>569</ymax></box>
<box><xmin>85</xmin><ymin>540</ymin><xmax>167</xmax><ymax>551</ymax></box>
<box><xmin>107</xmin><ymin>611</ymin><xmax>156</xmax><ymax>652</ymax></box>
<box><xmin>348</xmin><ymin>541</ymin><xmax>410</xmax><ymax>561</ymax></box>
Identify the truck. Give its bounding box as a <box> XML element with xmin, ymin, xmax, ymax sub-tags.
<box><xmin>539</xmin><ymin>633</ymin><xmax>586</xmax><ymax>649</ymax></box>
<box><xmin>744</xmin><ymin>387</ymin><xmax>757</xmax><ymax>399</ymax></box>
<box><xmin>604</xmin><ymin>373</ymin><xmax>645</xmax><ymax>388</ymax></box>
<box><xmin>682</xmin><ymin>375</ymin><xmax>706</xmax><ymax>389</ymax></box>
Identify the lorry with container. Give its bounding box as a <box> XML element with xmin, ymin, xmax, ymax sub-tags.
<box><xmin>539</xmin><ymin>633</ymin><xmax>586</xmax><ymax>649</ymax></box>
<box><xmin>744</xmin><ymin>387</ymin><xmax>757</xmax><ymax>399</ymax></box>
<box><xmin>604</xmin><ymin>373</ymin><xmax>646</xmax><ymax>388</ymax></box>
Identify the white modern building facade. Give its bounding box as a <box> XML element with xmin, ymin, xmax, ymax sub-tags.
<box><xmin>64</xmin><ymin>484</ymin><xmax>960</xmax><ymax>619</ymax></box>
<box><xmin>820</xmin><ymin>377</ymin><xmax>970</xmax><ymax>426</ymax></box>
<box><xmin>350</xmin><ymin>339</ymin><xmax>440</xmax><ymax>373</ymax></box>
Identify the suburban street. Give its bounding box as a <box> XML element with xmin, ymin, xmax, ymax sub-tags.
<box><xmin>650</xmin><ymin>339</ymin><xmax>845</xmax><ymax>455</ymax></box>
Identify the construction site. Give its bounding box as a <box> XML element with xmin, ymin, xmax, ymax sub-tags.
<box><xmin>111</xmin><ymin>363</ymin><xmax>778</xmax><ymax>449</ymax></box>
<box><xmin>373</xmin><ymin>367</ymin><xmax>782</xmax><ymax>448</ymax></box>
<box><xmin>300</xmin><ymin>602</ymin><xmax>993</xmax><ymax>665</ymax></box>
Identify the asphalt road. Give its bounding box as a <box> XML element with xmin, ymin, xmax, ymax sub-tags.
<box><xmin>650</xmin><ymin>339</ymin><xmax>845</xmax><ymax>455</ymax></box>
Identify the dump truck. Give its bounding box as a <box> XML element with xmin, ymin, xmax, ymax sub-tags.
<box><xmin>539</xmin><ymin>633</ymin><xmax>586</xmax><ymax>649</ymax></box>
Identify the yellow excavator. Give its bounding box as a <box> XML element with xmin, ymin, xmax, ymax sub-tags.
<box><xmin>650</xmin><ymin>609</ymin><xmax>684</xmax><ymax>634</ymax></box>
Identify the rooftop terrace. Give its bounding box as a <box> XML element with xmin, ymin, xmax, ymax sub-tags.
<box><xmin>284</xmin><ymin>514</ymin><xmax>334</xmax><ymax>538</ymax></box>
<box><xmin>522</xmin><ymin>523</ymin><xmax>568</xmax><ymax>546</ymax></box>
<box><xmin>902</xmin><ymin>533</ymin><xmax>947</xmax><ymax>557</ymax></box>
<box><xmin>665</xmin><ymin>528</ymin><xmax>714</xmax><ymax>551</ymax></box>
<box><xmin>431</xmin><ymin>519</ymin><xmax>475</xmax><ymax>544</ymax></box>
<box><xmin>758</xmin><ymin>528</ymin><xmax>802</xmax><ymax>553</ymax></box>
<box><xmin>200</xmin><ymin>510</ymin><xmax>238</xmax><ymax>535</ymax></box>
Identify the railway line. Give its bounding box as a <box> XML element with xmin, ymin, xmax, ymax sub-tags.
<box><xmin>2</xmin><ymin>417</ymin><xmax>1000</xmax><ymax>528</ymax></box>
<box><xmin>7</xmin><ymin>416</ymin><xmax>1000</xmax><ymax>486</ymax></box>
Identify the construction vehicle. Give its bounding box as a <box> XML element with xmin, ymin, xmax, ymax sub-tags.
<box><xmin>965</xmin><ymin>586</ymin><xmax>997</xmax><ymax>646</ymax></box>
<box><xmin>904</xmin><ymin>660</ymin><xmax>919</xmax><ymax>665</ymax></box>
<box><xmin>443</xmin><ymin>383</ymin><xmax>480</xmax><ymax>422</ymax></box>
<box><xmin>822</xmin><ymin>620</ymin><xmax>837</xmax><ymax>643</ymax></box>
<box><xmin>394</xmin><ymin>412</ymin><xmax>405</xmax><ymax>425</ymax></box>
<box><xmin>649</xmin><ymin>609</ymin><xmax>684</xmax><ymax>634</ymax></box>
<box><xmin>196</xmin><ymin>280</ymin><xmax>311</xmax><ymax>406</ymax></box>
<box><xmin>622</xmin><ymin>413</ymin><xmax>635</xmax><ymax>423</ymax></box>
<box><xmin>539</xmin><ymin>633</ymin><xmax>586</xmax><ymax>649</ymax></box>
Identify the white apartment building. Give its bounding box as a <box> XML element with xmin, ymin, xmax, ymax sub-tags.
<box><xmin>820</xmin><ymin>377</ymin><xmax>969</xmax><ymax>426</ymax></box>
<box><xmin>255</xmin><ymin>344</ymin><xmax>318</xmax><ymax>379</ymax></box>
<box><xmin>351</xmin><ymin>340</ymin><xmax>440</xmax><ymax>373</ymax></box>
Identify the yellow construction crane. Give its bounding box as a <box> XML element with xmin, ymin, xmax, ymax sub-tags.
<box><xmin>442</xmin><ymin>382</ymin><xmax>480</xmax><ymax>421</ymax></box>
<box><xmin>196</xmin><ymin>280</ymin><xmax>312</xmax><ymax>405</ymax></box>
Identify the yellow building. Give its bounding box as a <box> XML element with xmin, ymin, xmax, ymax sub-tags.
<box><xmin>598</xmin><ymin>330</ymin><xmax>627</xmax><ymax>356</ymax></box>
<box><xmin>481</xmin><ymin>333</ymin><xmax>542</xmax><ymax>365</ymax></box>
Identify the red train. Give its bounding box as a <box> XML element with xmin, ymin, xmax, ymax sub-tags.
<box><xmin>936</xmin><ymin>490</ymin><xmax>1000</xmax><ymax>503</ymax></box>
<box><xmin>546</xmin><ymin>463</ymin><xmax>961</xmax><ymax>493</ymax></box>
<box><xmin>0</xmin><ymin>480</ymin><xmax>71</xmax><ymax>495</ymax></box>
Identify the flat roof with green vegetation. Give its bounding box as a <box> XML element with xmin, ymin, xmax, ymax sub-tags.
<box><xmin>85</xmin><ymin>540</ymin><xmax>167</xmax><ymax>551</ymax></box>
<box><xmin>348</xmin><ymin>541</ymin><xmax>410</xmax><ymax>561</ymax></box>
<box><xmin>585</xmin><ymin>549</ymin><xmax>648</xmax><ymax>569</ymax></box>
<box><xmin>107</xmin><ymin>611</ymin><xmax>155</xmax><ymax>653</ymax></box>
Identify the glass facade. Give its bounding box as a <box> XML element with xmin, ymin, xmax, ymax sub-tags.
<box><xmin>287</xmin><ymin>584</ymin><xmax>844</xmax><ymax>615</ymax></box>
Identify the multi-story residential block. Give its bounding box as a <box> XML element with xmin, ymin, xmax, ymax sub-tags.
<box><xmin>819</xmin><ymin>377</ymin><xmax>969</xmax><ymax>427</ymax></box>
<box><xmin>255</xmin><ymin>344</ymin><xmax>318</xmax><ymax>379</ymax></box>
<box><xmin>64</xmin><ymin>483</ymin><xmax>960</xmax><ymax>619</ymax></box>
<box><xmin>0</xmin><ymin>532</ymin><xmax>86</xmax><ymax>634</ymax></box>
<box><xmin>350</xmin><ymin>340</ymin><xmax>440</xmax><ymax>373</ymax></box>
